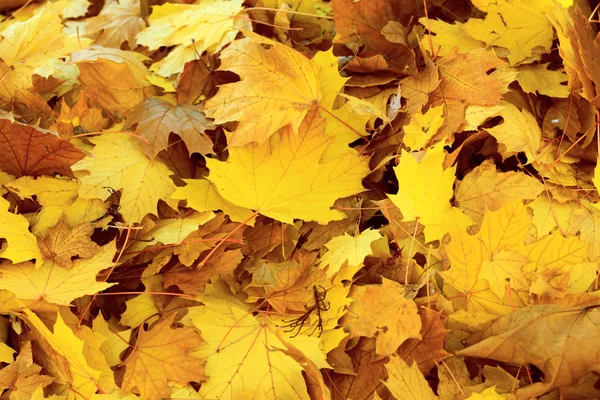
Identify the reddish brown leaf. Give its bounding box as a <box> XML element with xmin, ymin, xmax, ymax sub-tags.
<box><xmin>332</xmin><ymin>0</ymin><xmax>417</xmax><ymax>73</ymax></box>
<box><xmin>0</xmin><ymin>118</ymin><xmax>84</xmax><ymax>177</ymax></box>
<box><xmin>396</xmin><ymin>308</ymin><xmax>451</xmax><ymax>374</ymax></box>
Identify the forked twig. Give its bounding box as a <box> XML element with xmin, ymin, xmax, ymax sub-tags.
<box><xmin>279</xmin><ymin>285</ymin><xmax>330</xmax><ymax>338</ymax></box>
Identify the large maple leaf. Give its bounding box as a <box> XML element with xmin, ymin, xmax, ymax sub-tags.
<box><xmin>189</xmin><ymin>109</ymin><xmax>369</xmax><ymax>224</ymax></box>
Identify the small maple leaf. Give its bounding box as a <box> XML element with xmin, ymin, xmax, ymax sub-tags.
<box><xmin>72</xmin><ymin>134</ymin><xmax>176</xmax><ymax>223</ymax></box>
<box><xmin>38</xmin><ymin>216</ymin><xmax>99</xmax><ymax>268</ymax></box>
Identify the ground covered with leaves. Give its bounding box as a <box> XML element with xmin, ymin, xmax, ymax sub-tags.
<box><xmin>1</xmin><ymin>0</ymin><xmax>600</xmax><ymax>398</ymax></box>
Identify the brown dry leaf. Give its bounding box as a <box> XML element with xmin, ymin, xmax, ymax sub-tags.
<box><xmin>125</xmin><ymin>97</ymin><xmax>213</xmax><ymax>158</ymax></box>
<box><xmin>459</xmin><ymin>302</ymin><xmax>600</xmax><ymax>399</ymax></box>
<box><xmin>38</xmin><ymin>216</ymin><xmax>99</xmax><ymax>269</ymax></box>
<box><xmin>400</xmin><ymin>60</ymin><xmax>440</xmax><ymax>114</ymax></box>
<box><xmin>175</xmin><ymin>58</ymin><xmax>219</xmax><ymax>104</ymax></box>
<box><xmin>121</xmin><ymin>313</ymin><xmax>205</xmax><ymax>400</ymax></box>
<box><xmin>396</xmin><ymin>307</ymin><xmax>451</xmax><ymax>374</ymax></box>
<box><xmin>299</xmin><ymin>197</ymin><xmax>362</xmax><ymax>252</ymax></box>
<box><xmin>328</xmin><ymin>338</ymin><xmax>388</xmax><ymax>400</ymax></box>
<box><xmin>548</xmin><ymin>6</ymin><xmax>600</xmax><ymax>105</ymax></box>
<box><xmin>164</xmin><ymin>248</ymin><xmax>243</xmax><ymax>293</ymax></box>
<box><xmin>0</xmin><ymin>118</ymin><xmax>84</xmax><ymax>178</ymax></box>
<box><xmin>54</xmin><ymin>91</ymin><xmax>110</xmax><ymax>137</ymax></box>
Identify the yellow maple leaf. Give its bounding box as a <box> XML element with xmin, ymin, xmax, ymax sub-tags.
<box><xmin>455</xmin><ymin>160</ymin><xmax>544</xmax><ymax>224</ymax></box>
<box><xmin>121</xmin><ymin>313</ymin><xmax>205</xmax><ymax>400</ymax></box>
<box><xmin>123</xmin><ymin>212</ymin><xmax>215</xmax><ymax>260</ymax></box>
<box><xmin>72</xmin><ymin>134</ymin><xmax>176</xmax><ymax>223</ymax></box>
<box><xmin>528</xmin><ymin>195</ymin><xmax>572</xmax><ymax>238</ymax></box>
<box><xmin>70</xmin><ymin>47</ymin><xmax>156</xmax><ymax>117</ymax></box>
<box><xmin>0</xmin><ymin>197</ymin><xmax>42</xmax><ymax>268</ymax></box>
<box><xmin>389</xmin><ymin>142</ymin><xmax>453</xmax><ymax>223</ymax></box>
<box><xmin>464</xmin><ymin>102</ymin><xmax>542</xmax><ymax>163</ymax></box>
<box><xmin>92</xmin><ymin>314</ymin><xmax>131</xmax><ymax>368</ymax></box>
<box><xmin>466</xmin><ymin>387</ymin><xmax>506</xmax><ymax>399</ymax></box>
<box><xmin>418</xmin><ymin>18</ymin><xmax>484</xmax><ymax>58</ymax></box>
<box><xmin>0</xmin><ymin>341</ymin><xmax>53</xmax><ymax>398</ymax></box>
<box><xmin>74</xmin><ymin>321</ymin><xmax>117</xmax><ymax>393</ymax></box>
<box><xmin>319</xmin><ymin>229</ymin><xmax>381</xmax><ymax>277</ymax></box>
<box><xmin>37</xmin><ymin>216</ymin><xmax>99</xmax><ymax>269</ymax></box>
<box><xmin>519</xmin><ymin>229</ymin><xmax>588</xmax><ymax>270</ymax></box>
<box><xmin>478</xmin><ymin>200</ymin><xmax>529</xmax><ymax>254</ymax></box>
<box><xmin>441</xmin><ymin>224</ymin><xmax>487</xmax><ymax>295</ymax></box>
<box><xmin>201</xmin><ymin>109</ymin><xmax>369</xmax><ymax>224</ymax></box>
<box><xmin>171</xmin><ymin>179</ymin><xmax>256</xmax><ymax>225</ymax></box>
<box><xmin>6</xmin><ymin>176</ymin><xmax>80</xmax><ymax>236</ymax></box>
<box><xmin>516</xmin><ymin>64</ymin><xmax>569</xmax><ymax>98</ymax></box>
<box><xmin>479</xmin><ymin>250</ymin><xmax>530</xmax><ymax>297</ymax></box>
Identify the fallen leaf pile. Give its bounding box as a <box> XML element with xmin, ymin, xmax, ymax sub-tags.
<box><xmin>3</xmin><ymin>0</ymin><xmax>600</xmax><ymax>398</ymax></box>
